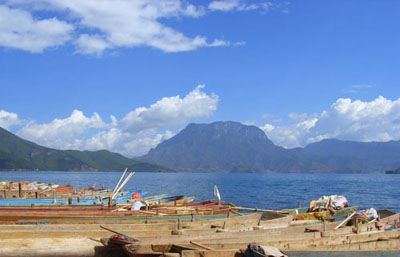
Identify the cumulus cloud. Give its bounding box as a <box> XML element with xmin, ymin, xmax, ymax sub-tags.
<box><xmin>0</xmin><ymin>5</ymin><xmax>73</xmax><ymax>53</ymax></box>
<box><xmin>0</xmin><ymin>110</ymin><xmax>22</xmax><ymax>130</ymax></box>
<box><xmin>208</xmin><ymin>0</ymin><xmax>272</xmax><ymax>12</ymax></box>
<box><xmin>2</xmin><ymin>0</ymin><xmax>229</xmax><ymax>54</ymax></box>
<box><xmin>12</xmin><ymin>86</ymin><xmax>218</xmax><ymax>156</ymax></box>
<box><xmin>17</xmin><ymin>110</ymin><xmax>107</xmax><ymax>150</ymax></box>
<box><xmin>261</xmin><ymin>96</ymin><xmax>400</xmax><ymax>148</ymax></box>
<box><xmin>120</xmin><ymin>85</ymin><xmax>218</xmax><ymax>132</ymax></box>
<box><xmin>83</xmin><ymin>128</ymin><xmax>174</xmax><ymax>157</ymax></box>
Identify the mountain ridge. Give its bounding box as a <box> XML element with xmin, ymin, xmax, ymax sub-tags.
<box><xmin>3</xmin><ymin>121</ymin><xmax>400</xmax><ymax>173</ymax></box>
<box><xmin>140</xmin><ymin>121</ymin><xmax>400</xmax><ymax>173</ymax></box>
<box><xmin>0</xmin><ymin>127</ymin><xmax>171</xmax><ymax>172</ymax></box>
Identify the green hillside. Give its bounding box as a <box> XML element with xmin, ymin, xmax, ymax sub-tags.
<box><xmin>0</xmin><ymin>127</ymin><xmax>171</xmax><ymax>172</ymax></box>
<box><xmin>385</xmin><ymin>168</ymin><xmax>400</xmax><ymax>174</ymax></box>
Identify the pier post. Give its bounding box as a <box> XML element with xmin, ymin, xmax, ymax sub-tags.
<box><xmin>177</xmin><ymin>219</ymin><xmax>182</xmax><ymax>230</ymax></box>
<box><xmin>18</xmin><ymin>183</ymin><xmax>22</xmax><ymax>198</ymax></box>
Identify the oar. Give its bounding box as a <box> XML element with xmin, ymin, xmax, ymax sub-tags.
<box><xmin>100</xmin><ymin>225</ymin><xmax>140</xmax><ymax>241</ymax></box>
<box><xmin>235</xmin><ymin>206</ymin><xmax>289</xmax><ymax>214</ymax></box>
<box><xmin>190</xmin><ymin>241</ymin><xmax>215</xmax><ymax>250</ymax></box>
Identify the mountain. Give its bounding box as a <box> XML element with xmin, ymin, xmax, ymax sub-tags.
<box><xmin>140</xmin><ymin>121</ymin><xmax>400</xmax><ymax>173</ymax></box>
<box><xmin>0</xmin><ymin>127</ymin><xmax>170</xmax><ymax>172</ymax></box>
<box><xmin>139</xmin><ymin>121</ymin><xmax>316</xmax><ymax>172</ymax></box>
<box><xmin>303</xmin><ymin>139</ymin><xmax>400</xmax><ymax>173</ymax></box>
<box><xmin>4</xmin><ymin>121</ymin><xmax>400</xmax><ymax>173</ymax></box>
<box><xmin>385</xmin><ymin>168</ymin><xmax>400</xmax><ymax>174</ymax></box>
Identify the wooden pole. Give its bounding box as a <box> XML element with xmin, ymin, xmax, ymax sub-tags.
<box><xmin>235</xmin><ymin>206</ymin><xmax>289</xmax><ymax>214</ymax></box>
<box><xmin>112</xmin><ymin>168</ymin><xmax>128</xmax><ymax>196</ymax></box>
<box><xmin>100</xmin><ymin>225</ymin><xmax>139</xmax><ymax>242</ymax></box>
<box><xmin>335</xmin><ymin>211</ymin><xmax>356</xmax><ymax>230</ymax></box>
<box><xmin>230</xmin><ymin>209</ymin><xmax>244</xmax><ymax>216</ymax></box>
<box><xmin>190</xmin><ymin>241</ymin><xmax>214</xmax><ymax>250</ymax></box>
<box><xmin>18</xmin><ymin>183</ymin><xmax>22</xmax><ymax>198</ymax></box>
<box><xmin>112</xmin><ymin>172</ymin><xmax>135</xmax><ymax>199</ymax></box>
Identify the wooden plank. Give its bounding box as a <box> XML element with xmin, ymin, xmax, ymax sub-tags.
<box><xmin>334</xmin><ymin>211</ymin><xmax>356</xmax><ymax>229</ymax></box>
<box><xmin>190</xmin><ymin>241</ymin><xmax>215</xmax><ymax>250</ymax></box>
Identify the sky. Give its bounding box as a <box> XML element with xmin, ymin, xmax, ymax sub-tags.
<box><xmin>1</xmin><ymin>0</ymin><xmax>400</xmax><ymax>157</ymax></box>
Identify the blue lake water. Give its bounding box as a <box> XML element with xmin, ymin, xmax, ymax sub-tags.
<box><xmin>0</xmin><ymin>171</ymin><xmax>399</xmax><ymax>212</ymax></box>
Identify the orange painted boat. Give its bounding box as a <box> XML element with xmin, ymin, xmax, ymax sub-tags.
<box><xmin>54</xmin><ymin>185</ymin><xmax>74</xmax><ymax>191</ymax></box>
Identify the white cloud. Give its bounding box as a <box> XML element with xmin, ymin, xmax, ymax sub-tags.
<box><xmin>261</xmin><ymin>96</ymin><xmax>400</xmax><ymax>148</ymax></box>
<box><xmin>209</xmin><ymin>0</ymin><xmax>241</xmax><ymax>11</ymax></box>
<box><xmin>208</xmin><ymin>0</ymin><xmax>272</xmax><ymax>12</ymax></box>
<box><xmin>12</xmin><ymin>86</ymin><xmax>217</xmax><ymax>157</ymax></box>
<box><xmin>0</xmin><ymin>110</ymin><xmax>21</xmax><ymax>130</ymax></box>
<box><xmin>260</xmin><ymin>123</ymin><xmax>274</xmax><ymax>132</ymax></box>
<box><xmin>342</xmin><ymin>84</ymin><xmax>373</xmax><ymax>94</ymax></box>
<box><xmin>0</xmin><ymin>5</ymin><xmax>73</xmax><ymax>53</ymax></box>
<box><xmin>74</xmin><ymin>34</ymin><xmax>110</xmax><ymax>56</ymax></box>
<box><xmin>352</xmin><ymin>84</ymin><xmax>372</xmax><ymax>89</ymax></box>
<box><xmin>3</xmin><ymin>0</ymin><xmax>228</xmax><ymax>55</ymax></box>
<box><xmin>288</xmin><ymin>112</ymin><xmax>308</xmax><ymax>122</ymax></box>
<box><xmin>82</xmin><ymin>128</ymin><xmax>174</xmax><ymax>157</ymax></box>
<box><xmin>261</xmin><ymin>113</ymin><xmax>273</xmax><ymax>121</ymax></box>
<box><xmin>17</xmin><ymin>110</ymin><xmax>107</xmax><ymax>150</ymax></box>
<box><xmin>120</xmin><ymin>85</ymin><xmax>219</xmax><ymax>132</ymax></box>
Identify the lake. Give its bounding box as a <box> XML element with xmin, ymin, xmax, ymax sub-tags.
<box><xmin>0</xmin><ymin>171</ymin><xmax>399</xmax><ymax>212</ymax></box>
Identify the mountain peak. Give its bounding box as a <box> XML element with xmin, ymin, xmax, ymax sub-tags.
<box><xmin>140</xmin><ymin>121</ymin><xmax>283</xmax><ymax>172</ymax></box>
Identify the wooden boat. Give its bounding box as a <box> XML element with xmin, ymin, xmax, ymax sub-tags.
<box><xmin>6</xmin><ymin>208</ymin><xmax>249</xmax><ymax>225</ymax></box>
<box><xmin>122</xmin><ymin>227</ymin><xmax>400</xmax><ymax>257</ymax></box>
<box><xmin>0</xmin><ymin>197</ymin><xmax>243</xmax><ymax>225</ymax></box>
<box><xmin>0</xmin><ymin>212</ymin><xmax>277</xmax><ymax>240</ymax></box>
<box><xmin>149</xmin><ymin>196</ymin><xmax>196</xmax><ymax>207</ymax></box>
<box><xmin>119</xmin><ymin>209</ymin><xmax>399</xmax><ymax>256</ymax></box>
<box><xmin>292</xmin><ymin>206</ymin><xmax>358</xmax><ymax>221</ymax></box>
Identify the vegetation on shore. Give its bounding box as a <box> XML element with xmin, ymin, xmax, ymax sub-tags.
<box><xmin>385</xmin><ymin>168</ymin><xmax>400</xmax><ymax>174</ymax></box>
<box><xmin>0</xmin><ymin>127</ymin><xmax>172</xmax><ymax>172</ymax></box>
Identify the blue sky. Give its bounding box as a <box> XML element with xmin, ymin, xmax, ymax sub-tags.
<box><xmin>1</xmin><ymin>0</ymin><xmax>400</xmax><ymax>157</ymax></box>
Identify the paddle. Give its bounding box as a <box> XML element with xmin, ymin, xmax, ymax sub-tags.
<box><xmin>100</xmin><ymin>225</ymin><xmax>140</xmax><ymax>242</ymax></box>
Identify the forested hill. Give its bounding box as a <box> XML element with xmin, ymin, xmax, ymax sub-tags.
<box><xmin>0</xmin><ymin>127</ymin><xmax>170</xmax><ymax>172</ymax></box>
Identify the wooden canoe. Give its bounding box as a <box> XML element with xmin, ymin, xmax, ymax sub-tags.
<box><xmin>293</xmin><ymin>206</ymin><xmax>358</xmax><ymax>221</ymax></box>
<box><xmin>121</xmin><ymin>229</ymin><xmax>400</xmax><ymax>257</ymax></box>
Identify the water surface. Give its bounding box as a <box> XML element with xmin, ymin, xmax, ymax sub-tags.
<box><xmin>1</xmin><ymin>171</ymin><xmax>399</xmax><ymax>212</ymax></box>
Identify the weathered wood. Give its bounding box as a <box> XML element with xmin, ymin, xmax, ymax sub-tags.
<box><xmin>190</xmin><ymin>241</ymin><xmax>214</xmax><ymax>250</ymax></box>
<box><xmin>294</xmin><ymin>206</ymin><xmax>358</xmax><ymax>221</ymax></box>
<box><xmin>334</xmin><ymin>211</ymin><xmax>356</xmax><ymax>229</ymax></box>
<box><xmin>230</xmin><ymin>209</ymin><xmax>243</xmax><ymax>216</ymax></box>
<box><xmin>235</xmin><ymin>206</ymin><xmax>288</xmax><ymax>214</ymax></box>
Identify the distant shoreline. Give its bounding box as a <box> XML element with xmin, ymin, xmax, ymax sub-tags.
<box><xmin>0</xmin><ymin>170</ymin><xmax>388</xmax><ymax>174</ymax></box>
